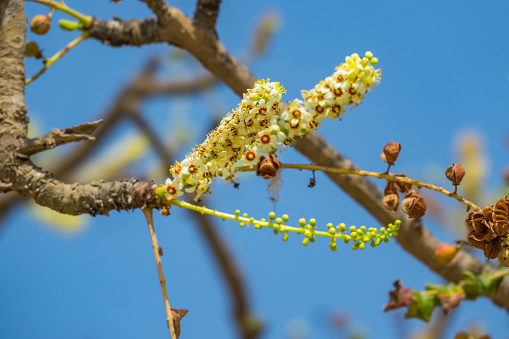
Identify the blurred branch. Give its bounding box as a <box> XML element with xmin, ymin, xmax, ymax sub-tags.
<box><xmin>193</xmin><ymin>0</ymin><xmax>222</xmax><ymax>32</ymax></box>
<box><xmin>192</xmin><ymin>209</ymin><xmax>262</xmax><ymax>339</ymax></box>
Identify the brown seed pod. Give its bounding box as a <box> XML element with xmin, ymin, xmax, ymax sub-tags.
<box><xmin>445</xmin><ymin>163</ymin><xmax>465</xmax><ymax>187</ymax></box>
<box><xmin>383</xmin><ymin>193</ymin><xmax>399</xmax><ymax>211</ymax></box>
<box><xmin>256</xmin><ymin>154</ymin><xmax>280</xmax><ymax>179</ymax></box>
<box><xmin>381</xmin><ymin>142</ymin><xmax>401</xmax><ymax>165</ymax></box>
<box><xmin>30</xmin><ymin>15</ymin><xmax>51</xmax><ymax>35</ymax></box>
<box><xmin>401</xmin><ymin>194</ymin><xmax>427</xmax><ymax>218</ymax></box>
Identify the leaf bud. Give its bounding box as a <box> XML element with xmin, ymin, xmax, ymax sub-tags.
<box><xmin>381</xmin><ymin>142</ymin><xmax>401</xmax><ymax>165</ymax></box>
<box><xmin>445</xmin><ymin>163</ymin><xmax>465</xmax><ymax>186</ymax></box>
<box><xmin>434</xmin><ymin>243</ymin><xmax>460</xmax><ymax>264</ymax></box>
<box><xmin>30</xmin><ymin>15</ymin><xmax>51</xmax><ymax>35</ymax></box>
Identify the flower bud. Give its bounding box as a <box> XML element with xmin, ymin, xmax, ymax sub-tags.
<box><xmin>381</xmin><ymin>142</ymin><xmax>401</xmax><ymax>165</ymax></box>
<box><xmin>24</xmin><ymin>41</ymin><xmax>42</xmax><ymax>58</ymax></box>
<box><xmin>30</xmin><ymin>15</ymin><xmax>51</xmax><ymax>35</ymax></box>
<box><xmin>435</xmin><ymin>243</ymin><xmax>460</xmax><ymax>264</ymax></box>
<box><xmin>383</xmin><ymin>194</ymin><xmax>399</xmax><ymax>211</ymax></box>
<box><xmin>445</xmin><ymin>163</ymin><xmax>465</xmax><ymax>186</ymax></box>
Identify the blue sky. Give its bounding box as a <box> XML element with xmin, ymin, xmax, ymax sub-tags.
<box><xmin>1</xmin><ymin>1</ymin><xmax>509</xmax><ymax>338</ymax></box>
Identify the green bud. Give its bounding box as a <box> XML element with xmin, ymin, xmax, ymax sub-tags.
<box><xmin>240</xmin><ymin>222</ymin><xmax>245</xmax><ymax>227</ymax></box>
<box><xmin>273</xmin><ymin>229</ymin><xmax>278</xmax><ymax>235</ymax></box>
<box><xmin>365</xmin><ymin>51</ymin><xmax>373</xmax><ymax>59</ymax></box>
<box><xmin>282</xmin><ymin>234</ymin><xmax>289</xmax><ymax>241</ymax></box>
<box><xmin>304</xmin><ymin>229</ymin><xmax>312</xmax><ymax>238</ymax></box>
<box><xmin>269</xmin><ymin>212</ymin><xmax>276</xmax><ymax>220</ymax></box>
<box><xmin>328</xmin><ymin>228</ymin><xmax>336</xmax><ymax>235</ymax></box>
<box><xmin>370</xmin><ymin>57</ymin><xmax>378</xmax><ymax>65</ymax></box>
<box><xmin>327</xmin><ymin>223</ymin><xmax>333</xmax><ymax>229</ymax></box>
<box><xmin>309</xmin><ymin>236</ymin><xmax>315</xmax><ymax>243</ymax></box>
<box><xmin>329</xmin><ymin>241</ymin><xmax>337</xmax><ymax>251</ymax></box>
<box><xmin>359</xmin><ymin>243</ymin><xmax>365</xmax><ymax>250</ymax></box>
<box><xmin>380</xmin><ymin>227</ymin><xmax>386</xmax><ymax>233</ymax></box>
<box><xmin>375</xmin><ymin>239</ymin><xmax>381</xmax><ymax>246</ymax></box>
<box><xmin>309</xmin><ymin>218</ymin><xmax>316</xmax><ymax>227</ymax></box>
<box><xmin>58</xmin><ymin>19</ymin><xmax>82</xmax><ymax>31</ymax></box>
<box><xmin>338</xmin><ymin>223</ymin><xmax>346</xmax><ymax>232</ymax></box>
<box><xmin>282</xmin><ymin>214</ymin><xmax>289</xmax><ymax>223</ymax></box>
<box><xmin>384</xmin><ymin>237</ymin><xmax>389</xmax><ymax>243</ymax></box>
<box><xmin>370</xmin><ymin>241</ymin><xmax>376</xmax><ymax>248</ymax></box>
<box><xmin>363</xmin><ymin>237</ymin><xmax>370</xmax><ymax>243</ymax></box>
<box><xmin>25</xmin><ymin>41</ymin><xmax>41</xmax><ymax>58</ymax></box>
<box><xmin>352</xmin><ymin>243</ymin><xmax>359</xmax><ymax>250</ymax></box>
<box><xmin>260</xmin><ymin>218</ymin><xmax>266</xmax><ymax>222</ymax></box>
<box><xmin>243</xmin><ymin>213</ymin><xmax>248</xmax><ymax>218</ymax></box>
<box><xmin>276</xmin><ymin>218</ymin><xmax>283</xmax><ymax>225</ymax></box>
<box><xmin>235</xmin><ymin>210</ymin><xmax>241</xmax><ymax>216</ymax></box>
<box><xmin>254</xmin><ymin>223</ymin><xmax>262</xmax><ymax>229</ymax></box>
<box><xmin>360</xmin><ymin>226</ymin><xmax>366</xmax><ymax>233</ymax></box>
<box><xmin>249</xmin><ymin>217</ymin><xmax>255</xmax><ymax>224</ymax></box>
<box><xmin>350</xmin><ymin>232</ymin><xmax>358</xmax><ymax>239</ymax></box>
<box><xmin>302</xmin><ymin>238</ymin><xmax>309</xmax><ymax>246</ymax></box>
<box><xmin>299</xmin><ymin>218</ymin><xmax>306</xmax><ymax>227</ymax></box>
<box><xmin>349</xmin><ymin>225</ymin><xmax>356</xmax><ymax>232</ymax></box>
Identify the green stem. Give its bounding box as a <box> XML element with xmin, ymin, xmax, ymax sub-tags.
<box><xmin>26</xmin><ymin>0</ymin><xmax>92</xmax><ymax>27</ymax></box>
<box><xmin>170</xmin><ymin>199</ymin><xmax>400</xmax><ymax>246</ymax></box>
<box><xmin>26</xmin><ymin>31</ymin><xmax>88</xmax><ymax>85</ymax></box>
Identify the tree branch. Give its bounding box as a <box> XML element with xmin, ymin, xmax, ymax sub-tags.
<box><xmin>193</xmin><ymin>0</ymin><xmax>221</xmax><ymax>32</ymax></box>
<box><xmin>18</xmin><ymin>119</ymin><xmax>103</xmax><ymax>156</ymax></box>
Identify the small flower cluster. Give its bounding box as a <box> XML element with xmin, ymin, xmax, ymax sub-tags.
<box><xmin>163</xmin><ymin>52</ymin><xmax>381</xmax><ymax>201</ymax></box>
<box><xmin>163</xmin><ymin>79</ymin><xmax>285</xmax><ymax>200</ymax></box>
<box><xmin>253</xmin><ymin>51</ymin><xmax>381</xmax><ymax>154</ymax></box>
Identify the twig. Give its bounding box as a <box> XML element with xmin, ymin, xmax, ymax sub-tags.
<box><xmin>26</xmin><ymin>31</ymin><xmax>89</xmax><ymax>85</ymax></box>
<box><xmin>25</xmin><ymin>0</ymin><xmax>92</xmax><ymax>27</ymax></box>
<box><xmin>142</xmin><ymin>207</ymin><xmax>176</xmax><ymax>339</ymax></box>
<box><xmin>233</xmin><ymin>163</ymin><xmax>480</xmax><ymax>211</ymax></box>
<box><xmin>18</xmin><ymin>120</ymin><xmax>103</xmax><ymax>156</ymax></box>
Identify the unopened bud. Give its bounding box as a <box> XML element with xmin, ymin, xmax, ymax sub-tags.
<box><xmin>435</xmin><ymin>243</ymin><xmax>460</xmax><ymax>264</ymax></box>
<box><xmin>383</xmin><ymin>194</ymin><xmax>399</xmax><ymax>211</ymax></box>
<box><xmin>445</xmin><ymin>163</ymin><xmax>465</xmax><ymax>186</ymax></box>
<box><xmin>381</xmin><ymin>142</ymin><xmax>401</xmax><ymax>165</ymax></box>
<box><xmin>30</xmin><ymin>15</ymin><xmax>51</xmax><ymax>35</ymax></box>
<box><xmin>24</xmin><ymin>41</ymin><xmax>41</xmax><ymax>58</ymax></box>
<box><xmin>498</xmin><ymin>247</ymin><xmax>509</xmax><ymax>267</ymax></box>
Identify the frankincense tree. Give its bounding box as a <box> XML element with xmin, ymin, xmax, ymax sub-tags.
<box><xmin>2</xmin><ymin>1</ymin><xmax>509</xmax><ymax>338</ymax></box>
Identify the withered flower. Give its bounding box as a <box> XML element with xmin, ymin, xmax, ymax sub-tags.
<box><xmin>381</xmin><ymin>142</ymin><xmax>401</xmax><ymax>166</ymax></box>
<box><xmin>466</xmin><ymin>197</ymin><xmax>509</xmax><ymax>259</ymax></box>
<box><xmin>445</xmin><ymin>163</ymin><xmax>465</xmax><ymax>192</ymax></box>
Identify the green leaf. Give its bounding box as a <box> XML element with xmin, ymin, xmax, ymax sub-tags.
<box><xmin>405</xmin><ymin>291</ymin><xmax>438</xmax><ymax>322</ymax></box>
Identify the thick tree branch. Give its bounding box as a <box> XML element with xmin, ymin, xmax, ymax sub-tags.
<box><xmin>18</xmin><ymin>120</ymin><xmax>103</xmax><ymax>156</ymax></box>
<box><xmin>87</xmin><ymin>6</ymin><xmax>256</xmax><ymax>97</ymax></box>
<box><xmin>0</xmin><ymin>0</ymin><xmax>28</xmax><ymax>139</ymax></box>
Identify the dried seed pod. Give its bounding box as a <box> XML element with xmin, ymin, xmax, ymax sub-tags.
<box><xmin>383</xmin><ymin>194</ymin><xmax>399</xmax><ymax>211</ymax></box>
<box><xmin>381</xmin><ymin>142</ymin><xmax>401</xmax><ymax>165</ymax></box>
<box><xmin>401</xmin><ymin>194</ymin><xmax>427</xmax><ymax>218</ymax></box>
<box><xmin>256</xmin><ymin>154</ymin><xmax>280</xmax><ymax>179</ymax></box>
<box><xmin>445</xmin><ymin>163</ymin><xmax>465</xmax><ymax>187</ymax></box>
<box><xmin>30</xmin><ymin>15</ymin><xmax>51</xmax><ymax>35</ymax></box>
<box><xmin>384</xmin><ymin>182</ymin><xmax>397</xmax><ymax>195</ymax></box>
<box><xmin>483</xmin><ymin>238</ymin><xmax>501</xmax><ymax>259</ymax></box>
<box><xmin>393</xmin><ymin>175</ymin><xmax>412</xmax><ymax>193</ymax></box>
